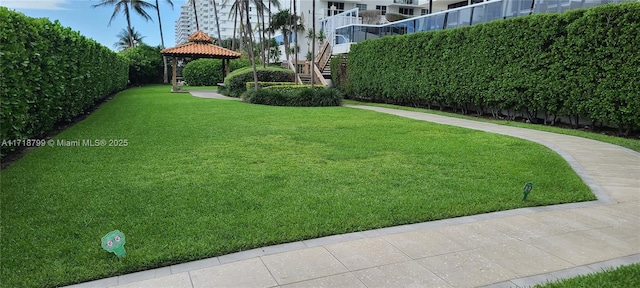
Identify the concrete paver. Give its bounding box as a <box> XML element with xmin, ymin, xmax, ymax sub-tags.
<box><xmin>68</xmin><ymin>103</ymin><xmax>639</xmax><ymax>288</ymax></box>
<box><xmin>353</xmin><ymin>261</ymin><xmax>453</xmax><ymax>288</ymax></box>
<box><xmin>260</xmin><ymin>247</ymin><xmax>348</xmax><ymax>285</ymax></box>
<box><xmin>281</xmin><ymin>273</ymin><xmax>366</xmax><ymax>288</ymax></box>
<box><xmin>473</xmin><ymin>240</ymin><xmax>573</xmax><ymax>277</ymax></box>
<box><xmin>416</xmin><ymin>249</ymin><xmax>518</xmax><ymax>288</ymax></box>
<box><xmin>324</xmin><ymin>238</ymin><xmax>411</xmax><ymax>271</ymax></box>
<box><xmin>190</xmin><ymin>258</ymin><xmax>278</xmax><ymax>288</ymax></box>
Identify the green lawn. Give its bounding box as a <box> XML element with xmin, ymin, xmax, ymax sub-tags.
<box><xmin>343</xmin><ymin>100</ymin><xmax>640</xmax><ymax>152</ymax></box>
<box><xmin>1</xmin><ymin>85</ymin><xmax>594</xmax><ymax>287</ymax></box>
<box><xmin>534</xmin><ymin>263</ymin><xmax>640</xmax><ymax>287</ymax></box>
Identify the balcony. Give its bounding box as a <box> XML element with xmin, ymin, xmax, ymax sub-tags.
<box><xmin>390</xmin><ymin>0</ymin><xmax>422</xmax><ymax>6</ymax></box>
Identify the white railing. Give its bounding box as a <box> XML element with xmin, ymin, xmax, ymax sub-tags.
<box><xmin>319</xmin><ymin>8</ymin><xmax>360</xmax><ymax>48</ymax></box>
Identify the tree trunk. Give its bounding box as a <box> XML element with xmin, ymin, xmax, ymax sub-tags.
<box><xmin>311</xmin><ymin>0</ymin><xmax>316</xmax><ymax>87</ymax></box>
<box><xmin>156</xmin><ymin>0</ymin><xmax>168</xmax><ymax>83</ymax></box>
<box><xmin>266</xmin><ymin>1</ymin><xmax>271</xmax><ymax>65</ymax></box>
<box><xmin>261</xmin><ymin>3</ymin><xmax>267</xmax><ymax>67</ymax></box>
<box><xmin>192</xmin><ymin>0</ymin><xmax>199</xmax><ymax>30</ymax></box>
<box><xmin>245</xmin><ymin>1</ymin><xmax>259</xmax><ymax>90</ymax></box>
<box><xmin>293</xmin><ymin>0</ymin><xmax>298</xmax><ymax>83</ymax></box>
<box><xmin>213</xmin><ymin>0</ymin><xmax>222</xmax><ymax>46</ymax></box>
<box><xmin>125</xmin><ymin>4</ymin><xmax>134</xmax><ymax>48</ymax></box>
<box><xmin>232</xmin><ymin>7</ymin><xmax>238</xmax><ymax>50</ymax></box>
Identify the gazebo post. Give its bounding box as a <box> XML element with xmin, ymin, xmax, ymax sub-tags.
<box><xmin>172</xmin><ymin>57</ymin><xmax>178</xmax><ymax>92</ymax></box>
<box><xmin>161</xmin><ymin>31</ymin><xmax>241</xmax><ymax>92</ymax></box>
<box><xmin>222</xmin><ymin>58</ymin><xmax>227</xmax><ymax>79</ymax></box>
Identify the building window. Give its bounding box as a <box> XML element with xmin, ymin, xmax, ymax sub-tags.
<box><xmin>421</xmin><ymin>9</ymin><xmax>428</xmax><ymax>15</ymax></box>
<box><xmin>448</xmin><ymin>1</ymin><xmax>468</xmax><ymax>9</ymax></box>
<box><xmin>399</xmin><ymin>8</ymin><xmax>414</xmax><ymax>15</ymax></box>
<box><xmin>376</xmin><ymin>5</ymin><xmax>387</xmax><ymax>15</ymax></box>
<box><xmin>356</xmin><ymin>4</ymin><xmax>367</xmax><ymax>11</ymax></box>
<box><xmin>327</xmin><ymin>2</ymin><xmax>345</xmax><ymax>16</ymax></box>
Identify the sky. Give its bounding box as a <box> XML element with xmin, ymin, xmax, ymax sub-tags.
<box><xmin>1</xmin><ymin>0</ymin><xmax>186</xmax><ymax>51</ymax></box>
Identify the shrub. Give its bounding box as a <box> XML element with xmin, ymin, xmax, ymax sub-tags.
<box><xmin>243</xmin><ymin>87</ymin><xmax>342</xmax><ymax>107</ymax></box>
<box><xmin>347</xmin><ymin>2</ymin><xmax>640</xmax><ymax>133</ymax></box>
<box><xmin>120</xmin><ymin>44</ymin><xmax>163</xmax><ymax>85</ymax></box>
<box><xmin>182</xmin><ymin>58</ymin><xmax>250</xmax><ymax>86</ymax></box>
<box><xmin>222</xmin><ymin>66</ymin><xmax>294</xmax><ymax>97</ymax></box>
<box><xmin>0</xmin><ymin>8</ymin><xmax>128</xmax><ymax>156</ymax></box>
<box><xmin>330</xmin><ymin>55</ymin><xmax>350</xmax><ymax>96</ymax></box>
<box><xmin>245</xmin><ymin>82</ymin><xmax>298</xmax><ymax>90</ymax></box>
<box><xmin>385</xmin><ymin>13</ymin><xmax>409</xmax><ymax>23</ymax></box>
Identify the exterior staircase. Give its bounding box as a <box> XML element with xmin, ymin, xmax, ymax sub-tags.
<box><xmin>299</xmin><ymin>74</ymin><xmax>312</xmax><ymax>84</ymax></box>
<box><xmin>321</xmin><ymin>57</ymin><xmax>332</xmax><ymax>79</ymax></box>
<box><xmin>284</xmin><ymin>42</ymin><xmax>333</xmax><ymax>85</ymax></box>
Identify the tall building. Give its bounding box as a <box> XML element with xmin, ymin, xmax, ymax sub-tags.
<box><xmin>174</xmin><ymin>1</ymin><xmax>275</xmax><ymax>45</ymax></box>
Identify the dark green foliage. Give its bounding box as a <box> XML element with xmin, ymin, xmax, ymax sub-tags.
<box><xmin>330</xmin><ymin>55</ymin><xmax>350</xmax><ymax>96</ymax></box>
<box><xmin>245</xmin><ymin>81</ymin><xmax>299</xmax><ymax>90</ymax></box>
<box><xmin>242</xmin><ymin>87</ymin><xmax>342</xmax><ymax>106</ymax></box>
<box><xmin>182</xmin><ymin>58</ymin><xmax>251</xmax><ymax>86</ymax></box>
<box><xmin>347</xmin><ymin>3</ymin><xmax>640</xmax><ymax>132</ymax></box>
<box><xmin>0</xmin><ymin>8</ymin><xmax>128</xmax><ymax>156</ymax></box>
<box><xmin>119</xmin><ymin>44</ymin><xmax>163</xmax><ymax>86</ymax></box>
<box><xmin>222</xmin><ymin>66</ymin><xmax>294</xmax><ymax>97</ymax></box>
<box><xmin>561</xmin><ymin>3</ymin><xmax>640</xmax><ymax>134</ymax></box>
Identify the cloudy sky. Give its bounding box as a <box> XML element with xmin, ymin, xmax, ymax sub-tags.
<box><xmin>1</xmin><ymin>0</ymin><xmax>185</xmax><ymax>50</ymax></box>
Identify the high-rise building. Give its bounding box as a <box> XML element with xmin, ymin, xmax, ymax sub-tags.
<box><xmin>174</xmin><ymin>1</ymin><xmax>274</xmax><ymax>45</ymax></box>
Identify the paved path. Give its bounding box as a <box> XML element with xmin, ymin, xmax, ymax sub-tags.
<box><xmin>69</xmin><ymin>104</ymin><xmax>639</xmax><ymax>288</ymax></box>
<box><xmin>189</xmin><ymin>90</ymin><xmax>241</xmax><ymax>100</ymax></box>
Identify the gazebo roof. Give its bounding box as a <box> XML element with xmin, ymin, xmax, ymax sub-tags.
<box><xmin>161</xmin><ymin>30</ymin><xmax>241</xmax><ymax>59</ymax></box>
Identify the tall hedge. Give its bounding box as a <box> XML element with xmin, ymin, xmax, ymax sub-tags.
<box><xmin>347</xmin><ymin>3</ymin><xmax>640</xmax><ymax>133</ymax></box>
<box><xmin>182</xmin><ymin>58</ymin><xmax>251</xmax><ymax>86</ymax></box>
<box><xmin>120</xmin><ymin>44</ymin><xmax>163</xmax><ymax>86</ymax></box>
<box><xmin>0</xmin><ymin>8</ymin><xmax>128</xmax><ymax>155</ymax></box>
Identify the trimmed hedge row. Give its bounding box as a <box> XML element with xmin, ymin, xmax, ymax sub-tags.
<box><xmin>347</xmin><ymin>3</ymin><xmax>640</xmax><ymax>134</ymax></box>
<box><xmin>183</xmin><ymin>58</ymin><xmax>250</xmax><ymax>86</ymax></box>
<box><xmin>120</xmin><ymin>44</ymin><xmax>163</xmax><ymax>86</ymax></box>
<box><xmin>221</xmin><ymin>67</ymin><xmax>294</xmax><ymax>97</ymax></box>
<box><xmin>329</xmin><ymin>55</ymin><xmax>349</xmax><ymax>95</ymax></box>
<box><xmin>245</xmin><ymin>81</ymin><xmax>297</xmax><ymax>90</ymax></box>
<box><xmin>0</xmin><ymin>8</ymin><xmax>128</xmax><ymax>155</ymax></box>
<box><xmin>242</xmin><ymin>87</ymin><xmax>342</xmax><ymax>107</ymax></box>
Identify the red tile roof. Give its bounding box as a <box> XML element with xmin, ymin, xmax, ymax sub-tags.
<box><xmin>161</xmin><ymin>30</ymin><xmax>241</xmax><ymax>59</ymax></box>
<box><xmin>188</xmin><ymin>30</ymin><xmax>213</xmax><ymax>43</ymax></box>
<box><xmin>161</xmin><ymin>42</ymin><xmax>241</xmax><ymax>58</ymax></box>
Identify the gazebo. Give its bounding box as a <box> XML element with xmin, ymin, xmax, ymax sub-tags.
<box><xmin>161</xmin><ymin>30</ymin><xmax>241</xmax><ymax>92</ymax></box>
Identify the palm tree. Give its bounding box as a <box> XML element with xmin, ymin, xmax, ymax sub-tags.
<box><xmin>311</xmin><ymin>0</ymin><xmax>316</xmax><ymax>87</ymax></box>
<box><xmin>258</xmin><ymin>0</ymin><xmax>280</xmax><ymax>67</ymax></box>
<box><xmin>114</xmin><ymin>27</ymin><xmax>146</xmax><ymax>50</ymax></box>
<box><xmin>93</xmin><ymin>0</ymin><xmax>156</xmax><ymax>49</ymax></box>
<box><xmin>212</xmin><ymin>0</ymin><xmax>222</xmax><ymax>46</ymax></box>
<box><xmin>190</xmin><ymin>0</ymin><xmax>200</xmax><ymax>30</ymax></box>
<box><xmin>268</xmin><ymin>9</ymin><xmax>303</xmax><ymax>65</ymax></box>
<box><xmin>243</xmin><ymin>0</ymin><xmax>259</xmax><ymax>90</ymax></box>
<box><xmin>154</xmin><ymin>0</ymin><xmax>173</xmax><ymax>84</ymax></box>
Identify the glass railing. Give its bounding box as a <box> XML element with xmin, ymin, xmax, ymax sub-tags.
<box><xmin>393</xmin><ymin>0</ymin><xmax>418</xmax><ymax>5</ymax></box>
<box><xmin>333</xmin><ymin>0</ymin><xmax>630</xmax><ymax>47</ymax></box>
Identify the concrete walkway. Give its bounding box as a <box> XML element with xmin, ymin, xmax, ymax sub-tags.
<box><xmin>69</xmin><ymin>104</ymin><xmax>639</xmax><ymax>288</ymax></box>
<box><xmin>189</xmin><ymin>90</ymin><xmax>241</xmax><ymax>100</ymax></box>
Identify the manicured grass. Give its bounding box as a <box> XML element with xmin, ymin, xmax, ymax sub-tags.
<box><xmin>534</xmin><ymin>263</ymin><xmax>640</xmax><ymax>287</ymax></box>
<box><xmin>344</xmin><ymin>100</ymin><xmax>640</xmax><ymax>152</ymax></box>
<box><xmin>1</xmin><ymin>85</ymin><xmax>594</xmax><ymax>287</ymax></box>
